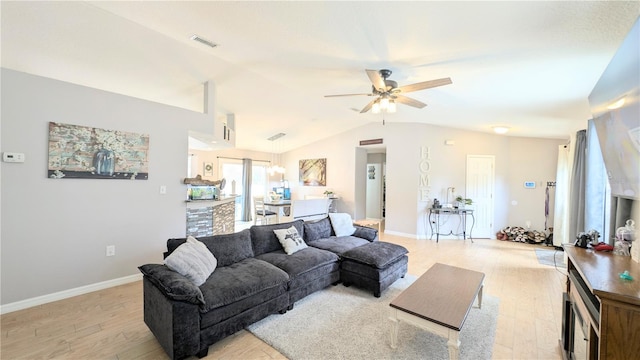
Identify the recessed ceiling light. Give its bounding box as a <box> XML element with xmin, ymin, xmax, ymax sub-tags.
<box><xmin>190</xmin><ymin>34</ymin><xmax>218</xmax><ymax>49</ymax></box>
<box><xmin>493</xmin><ymin>126</ymin><xmax>509</xmax><ymax>134</ymax></box>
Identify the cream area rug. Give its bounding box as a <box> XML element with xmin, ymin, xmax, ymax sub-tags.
<box><xmin>246</xmin><ymin>274</ymin><xmax>498</xmax><ymax>360</ymax></box>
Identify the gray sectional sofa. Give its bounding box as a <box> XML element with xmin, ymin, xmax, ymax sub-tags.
<box><xmin>139</xmin><ymin>217</ymin><xmax>408</xmax><ymax>360</ymax></box>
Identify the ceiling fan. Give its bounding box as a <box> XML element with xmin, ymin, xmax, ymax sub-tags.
<box><xmin>325</xmin><ymin>69</ymin><xmax>452</xmax><ymax>113</ymax></box>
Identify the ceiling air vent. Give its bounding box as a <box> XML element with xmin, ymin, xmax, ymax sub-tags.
<box><xmin>190</xmin><ymin>35</ymin><xmax>218</xmax><ymax>49</ymax></box>
<box><xmin>268</xmin><ymin>133</ymin><xmax>286</xmax><ymax>141</ymax></box>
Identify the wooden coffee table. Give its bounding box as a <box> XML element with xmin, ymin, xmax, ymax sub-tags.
<box><xmin>389</xmin><ymin>263</ymin><xmax>485</xmax><ymax>360</ymax></box>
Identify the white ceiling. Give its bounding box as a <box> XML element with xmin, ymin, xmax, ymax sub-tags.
<box><xmin>2</xmin><ymin>1</ymin><xmax>639</xmax><ymax>153</ymax></box>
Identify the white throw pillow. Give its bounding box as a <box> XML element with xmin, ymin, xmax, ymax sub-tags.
<box><xmin>329</xmin><ymin>213</ymin><xmax>356</xmax><ymax>237</ymax></box>
<box><xmin>164</xmin><ymin>236</ymin><xmax>217</xmax><ymax>286</ymax></box>
<box><xmin>273</xmin><ymin>226</ymin><xmax>308</xmax><ymax>255</ymax></box>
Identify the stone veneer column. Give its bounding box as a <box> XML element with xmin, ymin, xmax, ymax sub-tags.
<box><xmin>186</xmin><ymin>207</ymin><xmax>214</xmax><ymax>237</ymax></box>
<box><xmin>212</xmin><ymin>201</ymin><xmax>235</xmax><ymax>234</ymax></box>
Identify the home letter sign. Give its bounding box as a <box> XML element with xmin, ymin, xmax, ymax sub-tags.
<box><xmin>418</xmin><ymin>146</ymin><xmax>431</xmax><ymax>201</ymax></box>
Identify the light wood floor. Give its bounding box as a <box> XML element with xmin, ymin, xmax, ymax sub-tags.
<box><xmin>1</xmin><ymin>233</ymin><xmax>566</xmax><ymax>359</ymax></box>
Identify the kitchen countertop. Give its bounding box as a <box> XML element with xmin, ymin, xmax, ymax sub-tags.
<box><xmin>185</xmin><ymin>195</ymin><xmax>238</xmax><ymax>204</ymax></box>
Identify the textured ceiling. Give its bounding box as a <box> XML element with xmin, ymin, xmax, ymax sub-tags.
<box><xmin>2</xmin><ymin>1</ymin><xmax>639</xmax><ymax>152</ymax></box>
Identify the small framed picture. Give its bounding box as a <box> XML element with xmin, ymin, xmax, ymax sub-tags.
<box><xmin>204</xmin><ymin>162</ymin><xmax>214</xmax><ymax>176</ymax></box>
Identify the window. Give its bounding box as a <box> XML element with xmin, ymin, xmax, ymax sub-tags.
<box><xmin>218</xmin><ymin>158</ymin><xmax>269</xmax><ymax>220</ymax></box>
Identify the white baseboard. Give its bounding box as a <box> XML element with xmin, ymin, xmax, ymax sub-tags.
<box><xmin>383</xmin><ymin>229</ymin><xmax>420</xmax><ymax>239</ymax></box>
<box><xmin>0</xmin><ymin>273</ymin><xmax>142</xmax><ymax>315</ymax></box>
<box><xmin>384</xmin><ymin>229</ymin><xmax>472</xmax><ymax>241</ymax></box>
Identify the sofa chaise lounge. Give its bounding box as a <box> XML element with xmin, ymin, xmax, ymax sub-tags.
<box><xmin>139</xmin><ymin>216</ymin><xmax>408</xmax><ymax>360</ymax></box>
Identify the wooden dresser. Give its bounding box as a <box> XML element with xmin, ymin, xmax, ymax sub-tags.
<box><xmin>563</xmin><ymin>245</ymin><xmax>640</xmax><ymax>360</ymax></box>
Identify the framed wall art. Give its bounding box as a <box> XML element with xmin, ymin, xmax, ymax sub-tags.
<box><xmin>47</xmin><ymin>122</ymin><xmax>149</xmax><ymax>179</ymax></box>
<box><xmin>299</xmin><ymin>158</ymin><xmax>326</xmax><ymax>186</ymax></box>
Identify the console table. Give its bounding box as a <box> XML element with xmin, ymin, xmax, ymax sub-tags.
<box><xmin>562</xmin><ymin>245</ymin><xmax>640</xmax><ymax>360</ymax></box>
<box><xmin>428</xmin><ymin>208</ymin><xmax>475</xmax><ymax>242</ymax></box>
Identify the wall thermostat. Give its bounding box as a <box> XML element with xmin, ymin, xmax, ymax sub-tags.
<box><xmin>3</xmin><ymin>152</ymin><xmax>25</xmax><ymax>163</ymax></box>
<box><xmin>524</xmin><ymin>181</ymin><xmax>536</xmax><ymax>189</ymax></box>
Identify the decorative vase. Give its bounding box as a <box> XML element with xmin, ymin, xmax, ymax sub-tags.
<box><xmin>94</xmin><ymin>149</ymin><xmax>115</xmax><ymax>176</ymax></box>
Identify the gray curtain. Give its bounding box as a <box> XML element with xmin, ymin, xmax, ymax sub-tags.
<box><xmin>241</xmin><ymin>158</ymin><xmax>252</xmax><ymax>221</ymax></box>
<box><xmin>569</xmin><ymin>130</ymin><xmax>587</xmax><ymax>242</ymax></box>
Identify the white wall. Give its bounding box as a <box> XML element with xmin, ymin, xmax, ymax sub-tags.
<box><xmin>0</xmin><ymin>68</ymin><xmax>568</xmax><ymax>306</ymax></box>
<box><xmin>1</xmin><ymin>69</ymin><xmax>212</xmax><ymax>305</ymax></box>
<box><xmin>280</xmin><ymin>121</ymin><xmax>566</xmax><ymax>238</ymax></box>
<box><xmin>506</xmin><ymin>137</ymin><xmax>562</xmax><ymax>230</ymax></box>
<box><xmin>190</xmin><ymin>148</ymin><xmax>290</xmax><ymax>199</ymax></box>
<box><xmin>190</xmin><ymin>148</ymin><xmax>273</xmax><ymax>178</ymax></box>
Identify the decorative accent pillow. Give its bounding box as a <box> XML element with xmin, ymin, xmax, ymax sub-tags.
<box><xmin>329</xmin><ymin>213</ymin><xmax>356</xmax><ymax>237</ymax></box>
<box><xmin>164</xmin><ymin>236</ymin><xmax>217</xmax><ymax>286</ymax></box>
<box><xmin>273</xmin><ymin>226</ymin><xmax>308</xmax><ymax>255</ymax></box>
<box><xmin>303</xmin><ymin>217</ymin><xmax>333</xmax><ymax>242</ymax></box>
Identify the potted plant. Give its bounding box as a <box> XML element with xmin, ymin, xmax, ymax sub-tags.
<box><xmin>455</xmin><ymin>196</ymin><xmax>473</xmax><ymax>209</ymax></box>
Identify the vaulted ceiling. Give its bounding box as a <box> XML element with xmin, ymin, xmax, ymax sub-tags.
<box><xmin>2</xmin><ymin>1</ymin><xmax>638</xmax><ymax>152</ymax></box>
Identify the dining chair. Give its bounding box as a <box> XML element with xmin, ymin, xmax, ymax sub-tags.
<box><xmin>253</xmin><ymin>196</ymin><xmax>277</xmax><ymax>224</ymax></box>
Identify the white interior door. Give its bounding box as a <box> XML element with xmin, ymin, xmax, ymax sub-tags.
<box><xmin>466</xmin><ymin>155</ymin><xmax>495</xmax><ymax>238</ymax></box>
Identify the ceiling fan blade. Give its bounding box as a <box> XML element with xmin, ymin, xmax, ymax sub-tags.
<box><xmin>397</xmin><ymin>77</ymin><xmax>452</xmax><ymax>93</ymax></box>
<box><xmin>395</xmin><ymin>95</ymin><xmax>427</xmax><ymax>109</ymax></box>
<box><xmin>324</xmin><ymin>93</ymin><xmax>372</xmax><ymax>98</ymax></box>
<box><xmin>366</xmin><ymin>69</ymin><xmax>386</xmax><ymax>91</ymax></box>
<box><xmin>360</xmin><ymin>98</ymin><xmax>377</xmax><ymax>113</ymax></box>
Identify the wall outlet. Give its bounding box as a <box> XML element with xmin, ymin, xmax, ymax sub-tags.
<box><xmin>106</xmin><ymin>245</ymin><xmax>115</xmax><ymax>257</ymax></box>
<box><xmin>160</xmin><ymin>185</ymin><xmax>167</xmax><ymax>194</ymax></box>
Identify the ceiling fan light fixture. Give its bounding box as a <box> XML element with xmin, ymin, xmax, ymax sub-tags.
<box><xmin>325</xmin><ymin>69</ymin><xmax>452</xmax><ymax>116</ymax></box>
<box><xmin>493</xmin><ymin>126</ymin><xmax>510</xmax><ymax>134</ymax></box>
<box><xmin>380</xmin><ymin>97</ymin><xmax>389</xmax><ymax>110</ymax></box>
<box><xmin>372</xmin><ymin>101</ymin><xmax>381</xmax><ymax>114</ymax></box>
<box><xmin>388</xmin><ymin>100</ymin><xmax>397</xmax><ymax>113</ymax></box>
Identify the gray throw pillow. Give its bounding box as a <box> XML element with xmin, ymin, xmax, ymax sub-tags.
<box><xmin>304</xmin><ymin>217</ymin><xmax>333</xmax><ymax>242</ymax></box>
<box><xmin>164</xmin><ymin>236</ymin><xmax>217</xmax><ymax>286</ymax></box>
